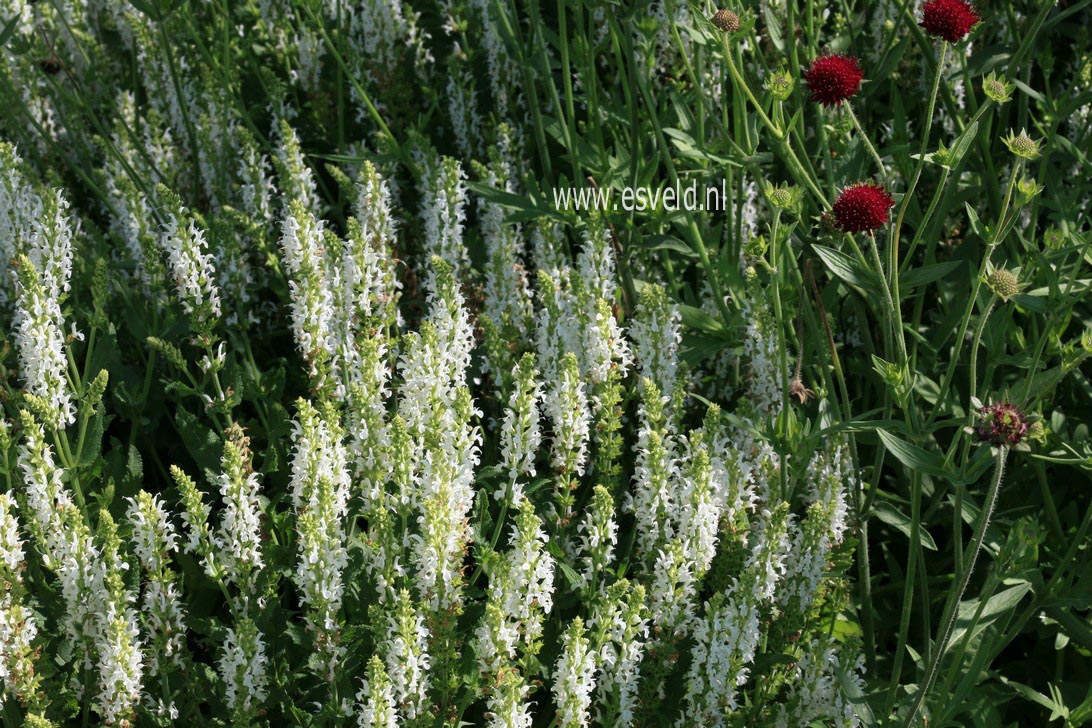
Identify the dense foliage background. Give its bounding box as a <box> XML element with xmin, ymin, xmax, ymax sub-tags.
<box><xmin>0</xmin><ymin>0</ymin><xmax>1089</xmax><ymax>725</ymax></box>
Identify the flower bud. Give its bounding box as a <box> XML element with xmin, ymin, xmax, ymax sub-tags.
<box><xmin>1002</xmin><ymin>129</ymin><xmax>1041</xmax><ymax>160</ymax></box>
<box><xmin>982</xmin><ymin>72</ymin><xmax>1013</xmax><ymax>103</ymax></box>
<box><xmin>986</xmin><ymin>269</ymin><xmax>1020</xmax><ymax>300</ymax></box>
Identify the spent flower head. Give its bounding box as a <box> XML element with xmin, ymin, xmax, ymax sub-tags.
<box><xmin>972</xmin><ymin>401</ymin><xmax>1028</xmax><ymax>448</ymax></box>
<box><xmin>802</xmin><ymin>54</ymin><xmax>864</xmax><ymax>107</ymax></box>
<box><xmin>920</xmin><ymin>0</ymin><xmax>980</xmax><ymax>42</ymax></box>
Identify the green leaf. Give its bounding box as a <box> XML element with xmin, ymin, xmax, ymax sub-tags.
<box><xmin>899</xmin><ymin>261</ymin><xmax>962</xmax><ymax>290</ymax></box>
<box><xmin>813</xmin><ymin>245</ymin><xmax>880</xmax><ymax>298</ymax></box>
<box><xmin>873</xmin><ymin>501</ymin><xmax>938</xmax><ymax>550</ymax></box>
<box><xmin>876</xmin><ymin>429</ymin><xmax>952</xmax><ymax>479</ymax></box>
<box><xmin>678</xmin><ymin>304</ymin><xmax>726</xmax><ymax>337</ymax></box>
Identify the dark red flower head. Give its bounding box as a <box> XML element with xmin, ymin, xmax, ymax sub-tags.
<box><xmin>920</xmin><ymin>0</ymin><xmax>980</xmax><ymax>42</ymax></box>
<box><xmin>802</xmin><ymin>54</ymin><xmax>864</xmax><ymax>106</ymax></box>
<box><xmin>975</xmin><ymin>402</ymin><xmax>1027</xmax><ymax>447</ymax></box>
<box><xmin>832</xmin><ymin>183</ymin><xmax>894</xmax><ymax>233</ymax></box>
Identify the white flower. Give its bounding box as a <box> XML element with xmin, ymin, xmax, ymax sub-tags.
<box><xmin>220</xmin><ymin>618</ymin><xmax>269</xmax><ymax>721</ymax></box>
<box><xmin>552</xmin><ymin>618</ymin><xmax>597</xmax><ymax>728</ymax></box>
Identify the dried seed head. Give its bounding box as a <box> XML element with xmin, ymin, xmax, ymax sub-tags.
<box><xmin>711</xmin><ymin>9</ymin><xmax>740</xmax><ymax>32</ymax></box>
<box><xmin>986</xmin><ymin>269</ymin><xmax>1019</xmax><ymax>300</ymax></box>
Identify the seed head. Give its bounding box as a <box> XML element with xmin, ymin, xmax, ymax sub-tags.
<box><xmin>1002</xmin><ymin>129</ymin><xmax>1041</xmax><ymax>160</ymax></box>
<box><xmin>981</xmin><ymin>72</ymin><xmax>1013</xmax><ymax>103</ymax></box>
<box><xmin>985</xmin><ymin>268</ymin><xmax>1019</xmax><ymax>300</ymax></box>
<box><xmin>802</xmin><ymin>54</ymin><xmax>864</xmax><ymax>107</ymax></box>
<box><xmin>974</xmin><ymin>401</ymin><xmax>1027</xmax><ymax>447</ymax></box>
<box><xmin>920</xmin><ymin>0</ymin><xmax>980</xmax><ymax>42</ymax></box>
<box><xmin>711</xmin><ymin>9</ymin><xmax>739</xmax><ymax>32</ymax></box>
<box><xmin>832</xmin><ymin>182</ymin><xmax>894</xmax><ymax>233</ymax></box>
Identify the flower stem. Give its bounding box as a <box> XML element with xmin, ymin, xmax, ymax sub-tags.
<box><xmin>845</xmin><ymin>104</ymin><xmax>886</xmax><ymax>178</ymax></box>
<box><xmin>903</xmin><ymin>446</ymin><xmax>1008</xmax><ymax>727</ymax></box>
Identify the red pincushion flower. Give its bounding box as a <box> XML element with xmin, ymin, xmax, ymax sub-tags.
<box><xmin>920</xmin><ymin>0</ymin><xmax>980</xmax><ymax>42</ymax></box>
<box><xmin>832</xmin><ymin>183</ymin><xmax>894</xmax><ymax>233</ymax></box>
<box><xmin>802</xmin><ymin>54</ymin><xmax>864</xmax><ymax>106</ymax></box>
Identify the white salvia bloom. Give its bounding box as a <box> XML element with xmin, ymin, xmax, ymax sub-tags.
<box><xmin>356</xmin><ymin>655</ymin><xmax>398</xmax><ymax>728</ymax></box>
<box><xmin>741</xmin><ymin>301</ymin><xmax>784</xmax><ymax>422</ymax></box>
<box><xmin>534</xmin><ymin>269</ymin><xmax>583</xmax><ymax>382</ymax></box>
<box><xmin>574</xmin><ymin>217</ymin><xmax>617</xmax><ymax>316</ymax></box>
<box><xmin>478</xmin><ymin>150</ymin><xmax>532</xmax><ymax>349</ymax></box>
<box><xmin>631</xmin><ymin>284</ymin><xmax>682</xmax><ymax>399</ymax></box>
<box><xmin>11</xmin><ymin>255</ymin><xmax>74</xmax><ymax>428</ymax></box>
<box><xmin>775</xmin><ymin>640</ymin><xmax>864</xmax><ymax>728</ymax></box>
<box><xmin>476</xmin><ymin>502</ymin><xmax>555</xmax><ymax>673</ymax></box>
<box><xmin>157</xmin><ymin>187</ymin><xmax>223</xmax><ymax>329</ymax></box>
<box><xmin>746</xmin><ymin>506</ymin><xmax>793</xmax><ymax>603</ymax></box>
<box><xmin>280</xmin><ymin>199</ymin><xmax>335</xmax><ymax>380</ymax></box>
<box><xmin>469</xmin><ymin>0</ymin><xmax>520</xmax><ymax>117</ymax></box>
<box><xmin>583</xmin><ymin>298</ymin><xmax>633</xmax><ymax>388</ymax></box>
<box><xmin>591</xmin><ymin>581</ymin><xmax>648</xmax><ymax>726</ymax></box>
<box><xmin>417</xmin><ymin>153</ymin><xmax>469</xmax><ymax>286</ymax></box>
<box><xmin>781</xmin><ymin>445</ymin><xmax>853</xmax><ymax>617</ymax></box>
<box><xmin>346</xmin><ymin>340</ymin><xmax>393</xmax><ymax>513</ymax></box>
<box><xmin>16</xmin><ymin>411</ymin><xmax>74</xmax><ymax>566</ymax></box>
<box><xmin>290</xmin><ymin>399</ymin><xmax>351</xmax><ymax>659</ymax></box>
<box><xmin>486</xmin><ymin>668</ymin><xmax>533</xmax><ymax>728</ymax></box>
<box><xmin>274</xmin><ymin>119</ymin><xmax>320</xmax><ymax>215</ymax></box>
<box><xmin>679</xmin><ymin>582</ymin><xmax>762</xmax><ymax>725</ymax></box>
<box><xmin>411</xmin><ymin>385</ymin><xmax>481</xmax><ymax>611</ymax></box>
<box><xmin>497</xmin><ymin>354</ymin><xmax>542</xmax><ymax>502</ymax></box>
<box><xmin>351</xmin><ymin>0</ymin><xmax>430</xmax><ymax>71</ymax></box>
<box><xmin>648</xmin><ymin>541</ymin><xmax>697</xmax><ymax>634</ymax></box>
<box><xmin>576</xmin><ymin>486</ymin><xmax>617</xmax><ymax>590</ymax></box>
<box><xmin>553</xmin><ymin>618</ymin><xmax>597</xmax><ymax>728</ymax></box>
<box><xmin>94</xmin><ymin>512</ymin><xmax>143</xmax><ymax>727</ymax></box>
<box><xmin>384</xmin><ymin>590</ymin><xmax>431</xmax><ymax>722</ymax></box>
<box><xmin>220</xmin><ymin>618</ymin><xmax>269</xmax><ymax>722</ymax></box>
<box><xmin>236</xmin><ymin>123</ymin><xmax>276</xmax><ymax>223</ymax></box>
<box><xmin>675</xmin><ymin>432</ymin><xmax>722</xmax><ymax>576</ymax></box>
<box><xmin>630</xmin><ymin>381</ymin><xmax>678</xmax><ymax>558</ymax></box>
<box><xmin>215</xmin><ymin>427</ymin><xmax>265</xmax><ymax>591</ymax></box>
<box><xmin>126</xmin><ymin>491</ymin><xmax>186</xmax><ymax>675</ymax></box>
<box><xmin>447</xmin><ymin>64</ymin><xmax>482</xmax><ymax>158</ymax></box>
<box><xmin>543</xmin><ymin>352</ymin><xmax>591</xmax><ymax>480</ymax></box>
<box><xmin>0</xmin><ymin>493</ymin><xmax>38</xmax><ymax>703</ymax></box>
<box><xmin>1</xmin><ymin>150</ymin><xmax>77</xmax><ymax>427</ymax></box>
<box><xmin>348</xmin><ymin>161</ymin><xmax>402</xmax><ymax>330</ymax></box>
<box><xmin>530</xmin><ymin>220</ymin><xmax>566</xmax><ymax>277</ymax></box>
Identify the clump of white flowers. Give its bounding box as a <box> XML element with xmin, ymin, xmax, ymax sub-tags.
<box><xmin>156</xmin><ymin>185</ymin><xmax>223</xmax><ymax>333</ymax></box>
<box><xmin>290</xmin><ymin>398</ymin><xmax>351</xmax><ymax>672</ymax></box>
